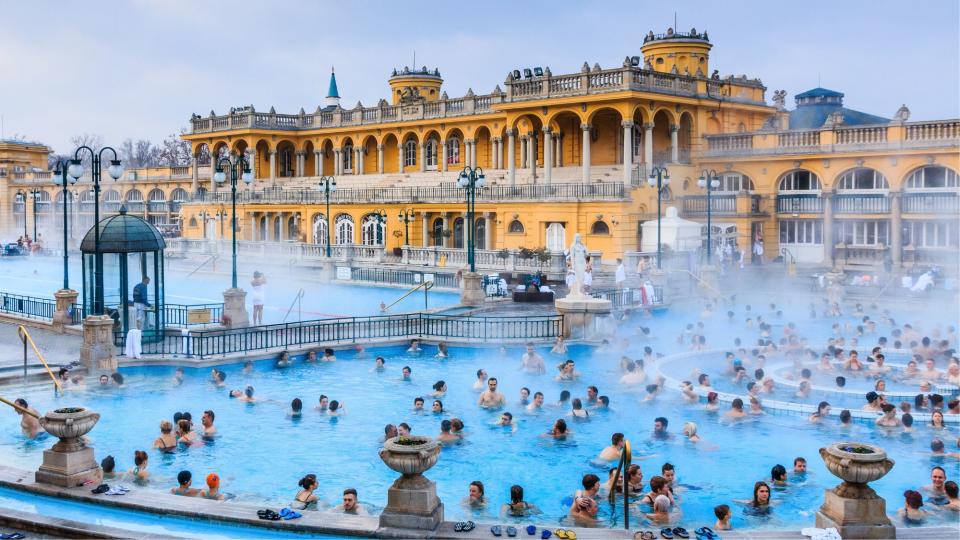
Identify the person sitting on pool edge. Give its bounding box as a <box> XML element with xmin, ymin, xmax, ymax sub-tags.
<box><xmin>334</xmin><ymin>488</ymin><xmax>365</xmax><ymax>514</ymax></box>
<box><xmin>171</xmin><ymin>470</ymin><xmax>200</xmax><ymax>497</ymax></box>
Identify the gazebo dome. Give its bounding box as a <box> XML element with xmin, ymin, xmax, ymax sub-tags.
<box><xmin>80</xmin><ymin>206</ymin><xmax>166</xmax><ymax>253</ymax></box>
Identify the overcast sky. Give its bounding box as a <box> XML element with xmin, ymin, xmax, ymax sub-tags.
<box><xmin>2</xmin><ymin>0</ymin><xmax>957</xmax><ymax>154</ymax></box>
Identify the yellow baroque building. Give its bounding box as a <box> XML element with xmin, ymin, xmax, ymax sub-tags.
<box><xmin>5</xmin><ymin>28</ymin><xmax>959</xmax><ymax>274</ymax></box>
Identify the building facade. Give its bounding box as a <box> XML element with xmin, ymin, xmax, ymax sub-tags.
<box><xmin>5</xmin><ymin>28</ymin><xmax>959</xmax><ymax>273</ymax></box>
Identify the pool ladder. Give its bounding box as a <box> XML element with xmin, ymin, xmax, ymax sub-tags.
<box><xmin>17</xmin><ymin>325</ymin><xmax>62</xmax><ymax>393</ymax></box>
<box><xmin>607</xmin><ymin>438</ymin><xmax>632</xmax><ymax>529</ymax></box>
<box><xmin>380</xmin><ymin>280</ymin><xmax>434</xmax><ymax>312</ymax></box>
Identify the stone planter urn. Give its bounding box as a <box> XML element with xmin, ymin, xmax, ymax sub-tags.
<box><xmin>816</xmin><ymin>441</ymin><xmax>896</xmax><ymax>539</ymax></box>
<box><xmin>35</xmin><ymin>407</ymin><xmax>102</xmax><ymax>487</ymax></box>
<box><xmin>378</xmin><ymin>436</ymin><xmax>443</xmax><ymax>531</ymax></box>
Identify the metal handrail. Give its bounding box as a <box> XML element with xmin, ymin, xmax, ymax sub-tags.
<box><xmin>17</xmin><ymin>326</ymin><xmax>62</xmax><ymax>392</ymax></box>
<box><xmin>283</xmin><ymin>288</ymin><xmax>306</xmax><ymax>323</ymax></box>
<box><xmin>381</xmin><ymin>281</ymin><xmax>434</xmax><ymax>312</ymax></box>
<box><xmin>607</xmin><ymin>439</ymin><xmax>632</xmax><ymax>529</ymax></box>
<box><xmin>0</xmin><ymin>396</ymin><xmax>39</xmax><ymax>418</ymax></box>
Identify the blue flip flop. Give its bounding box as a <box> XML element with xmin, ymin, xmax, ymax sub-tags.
<box><xmin>660</xmin><ymin>529</ymin><xmax>674</xmax><ymax>540</ymax></box>
<box><xmin>492</xmin><ymin>525</ymin><xmax>502</xmax><ymax>537</ymax></box>
<box><xmin>526</xmin><ymin>525</ymin><xmax>537</xmax><ymax>535</ymax></box>
<box><xmin>506</xmin><ymin>526</ymin><xmax>518</xmax><ymax>537</ymax></box>
<box><xmin>541</xmin><ymin>530</ymin><xmax>552</xmax><ymax>540</ymax></box>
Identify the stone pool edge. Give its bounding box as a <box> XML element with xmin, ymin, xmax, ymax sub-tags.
<box><xmin>0</xmin><ymin>465</ymin><xmax>957</xmax><ymax>540</ymax></box>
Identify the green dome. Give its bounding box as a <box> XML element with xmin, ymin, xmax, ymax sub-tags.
<box><xmin>80</xmin><ymin>206</ymin><xmax>166</xmax><ymax>253</ymax></box>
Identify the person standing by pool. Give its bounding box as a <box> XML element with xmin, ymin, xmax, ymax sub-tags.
<box><xmin>13</xmin><ymin>398</ymin><xmax>43</xmax><ymax>439</ymax></box>
<box><xmin>250</xmin><ymin>271</ymin><xmax>267</xmax><ymax>326</ymax></box>
<box><xmin>132</xmin><ymin>276</ymin><xmax>151</xmax><ymax>329</ymax></box>
<box><xmin>478</xmin><ymin>378</ymin><xmax>506</xmax><ymax>408</ymax></box>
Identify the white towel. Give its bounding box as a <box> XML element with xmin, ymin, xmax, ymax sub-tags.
<box><xmin>124</xmin><ymin>328</ymin><xmax>142</xmax><ymax>359</ymax></box>
<box><xmin>800</xmin><ymin>527</ymin><xmax>841</xmax><ymax>540</ymax></box>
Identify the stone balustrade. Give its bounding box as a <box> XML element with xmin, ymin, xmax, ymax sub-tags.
<box><xmin>704</xmin><ymin>119</ymin><xmax>960</xmax><ymax>157</ymax></box>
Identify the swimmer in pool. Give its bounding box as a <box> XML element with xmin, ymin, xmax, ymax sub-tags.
<box><xmin>526</xmin><ymin>391</ymin><xmax>544</xmax><ymax>413</ymax></box>
<box><xmin>520</xmin><ymin>343</ymin><xmax>545</xmax><ymax>374</ymax></box>
<box><xmin>372</xmin><ymin>356</ymin><xmax>385</xmax><ymax>372</ymax></box>
<box><xmin>494</xmin><ymin>412</ymin><xmax>517</xmax><ymax>431</ymax></box>
<box><xmin>437</xmin><ymin>419</ymin><xmax>459</xmax><ymax>443</ymax></box>
<box><xmin>210</xmin><ymin>369</ymin><xmax>226</xmax><ymax>388</ymax></box>
<box><xmin>478</xmin><ymin>378</ymin><xmax>506</xmax><ymax>408</ymax></box>
<box><xmin>305</xmin><ymin>350</ymin><xmax>318</xmax><ymax>363</ymax></box>
<box><xmin>725</xmin><ymin>398</ymin><xmax>747</xmax><ymax>419</ymax></box>
<box><xmin>412</xmin><ymin>397</ymin><xmax>425</xmax><ymax>412</ymax></box>
<box><xmin>555</xmin><ymin>359</ymin><xmax>581</xmax><ymax>381</ymax></box>
<box><xmin>201</xmin><ymin>410</ymin><xmax>217</xmax><ymax>436</ymax></box>
<box><xmin>401</xmin><ymin>366</ymin><xmax>412</xmax><ymax>381</ymax></box>
<box><xmin>13</xmin><ymin>398</ymin><xmax>43</xmax><ymax>439</ymax></box>
<box><xmin>473</xmin><ymin>369</ymin><xmax>488</xmax><ymax>391</ymax></box>
<box><xmin>431</xmin><ymin>380</ymin><xmax>447</xmax><ymax>397</ymax></box>
<box><xmin>597</xmin><ymin>432</ymin><xmax>625</xmax><ymax>461</ymax></box>
<box><xmin>316</xmin><ymin>395</ymin><xmax>329</xmax><ymax>412</ymax></box>
<box><xmin>547</xmin><ymin>418</ymin><xmax>570</xmax><ymax>439</ymax></box>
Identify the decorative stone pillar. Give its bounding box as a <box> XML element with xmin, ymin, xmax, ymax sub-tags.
<box><xmin>52</xmin><ymin>289</ymin><xmax>79</xmax><ymax>332</ymax></box>
<box><xmin>80</xmin><ymin>315</ymin><xmax>117</xmax><ymax>374</ymax></box>
<box><xmin>377</xmin><ymin>145</ymin><xmax>384</xmax><ymax>173</ymax></box>
<box><xmin>191</xmin><ymin>155</ymin><xmax>199</xmax><ymax>193</ymax></box>
<box><xmin>357</xmin><ymin>148</ymin><xmax>364</xmax><ymax>175</ymax></box>
<box><xmin>269</xmin><ymin>151</ymin><xmax>277</xmax><ymax>183</ymax></box>
<box><xmin>581</xmin><ymin>124</ymin><xmax>592</xmax><ymax>183</ymax></box>
<box><xmin>491</xmin><ymin>138</ymin><xmax>498</xmax><ymax>169</ymax></box>
<box><xmin>520</xmin><ymin>137</ymin><xmax>527</xmax><ymax>169</ymax></box>
<box><xmin>440</xmin><ymin>141</ymin><xmax>448</xmax><ymax>172</ymax></box>
<box><xmin>622</xmin><ymin>121</ymin><xmax>634</xmax><ymax>185</ymax></box>
<box><xmin>643</xmin><ymin>123</ymin><xmax>654</xmax><ymax>167</ymax></box>
<box><xmin>441</xmin><ymin>213</ymin><xmax>449</xmax><ymax>248</ymax></box>
<box><xmin>823</xmin><ymin>192</ymin><xmax>835</xmax><ymax>268</ymax></box>
<box><xmin>497</xmin><ymin>136</ymin><xmax>504</xmax><ymax>171</ymax></box>
<box><xmin>528</xmin><ymin>132</ymin><xmax>537</xmax><ymax>180</ymax></box>
<box><xmin>483</xmin><ymin>213</ymin><xmax>492</xmax><ymax>249</ymax></box>
<box><xmin>890</xmin><ymin>191</ymin><xmax>902</xmax><ymax>267</ymax></box>
<box><xmin>543</xmin><ymin>127</ymin><xmax>553</xmax><ymax>185</ymax></box>
<box><xmin>378</xmin><ymin>436</ymin><xmax>443</xmax><ymax>531</ymax></box>
<box><xmin>398</xmin><ymin>145</ymin><xmax>404</xmax><ymax>173</ymax></box>
<box><xmin>419</xmin><ymin>143</ymin><xmax>426</xmax><ymax>172</ymax></box>
<box><xmin>295</xmin><ymin>151</ymin><xmax>304</xmax><ymax>177</ymax></box>
<box><xmin>422</xmin><ymin>214</ymin><xmax>430</xmax><ymax>247</ymax></box>
<box><xmin>670</xmin><ymin>124</ymin><xmax>679</xmax><ymax>163</ymax></box>
<box><xmin>815</xmin><ymin>441</ymin><xmax>895</xmax><ymax>539</ymax></box>
<box><xmin>317</xmin><ymin>150</ymin><xmax>325</xmax><ymax>177</ymax></box>
<box><xmin>248</xmin><ymin>150</ymin><xmax>257</xmax><ymax>180</ymax></box>
<box><xmin>460</xmin><ymin>272</ymin><xmax>485</xmax><ymax>305</ymax></box>
<box><xmin>555</xmin><ymin>132</ymin><xmax>563</xmax><ymax>167</ymax></box>
<box><xmin>222</xmin><ymin>287</ymin><xmax>249</xmax><ymax>327</ymax></box>
<box><xmin>35</xmin><ymin>407</ymin><xmax>101</xmax><ymax>487</ymax></box>
<box><xmin>507</xmin><ymin>130</ymin><xmax>516</xmax><ymax>186</ymax></box>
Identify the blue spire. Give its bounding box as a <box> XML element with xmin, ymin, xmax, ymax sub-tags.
<box><xmin>327</xmin><ymin>67</ymin><xmax>339</xmax><ymax>99</ymax></box>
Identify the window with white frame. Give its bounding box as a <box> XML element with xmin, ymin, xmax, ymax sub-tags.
<box><xmin>837</xmin><ymin>168</ymin><xmax>888</xmax><ymax>191</ymax></box>
<box><xmin>361</xmin><ymin>214</ymin><xmax>385</xmax><ymax>245</ymax></box>
<box><xmin>342</xmin><ymin>145</ymin><xmax>353</xmax><ymax>172</ymax></box>
<box><xmin>779</xmin><ymin>219</ymin><xmax>823</xmax><ymax>245</ymax></box>
<box><xmin>425</xmin><ymin>139</ymin><xmax>438</xmax><ymax>170</ymax></box>
<box><xmin>904</xmin><ymin>221</ymin><xmax>959</xmax><ymax>248</ymax></box>
<box><xmin>718</xmin><ymin>172</ymin><xmax>755</xmax><ymax>193</ymax></box>
<box><xmin>446</xmin><ymin>137</ymin><xmax>460</xmax><ymax>165</ymax></box>
<box><xmin>404</xmin><ymin>140</ymin><xmax>417</xmax><ymax>167</ymax></box>
<box><xmin>904</xmin><ymin>166</ymin><xmax>959</xmax><ymax>190</ymax></box>
<box><xmin>836</xmin><ymin>220</ymin><xmax>889</xmax><ymax>246</ymax></box>
<box><xmin>335</xmin><ymin>214</ymin><xmax>354</xmax><ymax>244</ymax></box>
<box><xmin>632</xmin><ymin>126</ymin><xmax>643</xmax><ymax>159</ymax></box>
<box><xmin>778</xmin><ymin>170</ymin><xmax>821</xmax><ymax>191</ymax></box>
<box><xmin>313</xmin><ymin>214</ymin><xmax>328</xmax><ymax>245</ymax></box>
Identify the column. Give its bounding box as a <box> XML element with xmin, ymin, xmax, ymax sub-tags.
<box><xmin>468</xmin><ymin>140</ymin><xmax>476</xmax><ymax>169</ymax></box>
<box><xmin>441</xmin><ymin>213</ymin><xmax>449</xmax><ymax>247</ymax></box>
<box><xmin>357</xmin><ymin>148</ymin><xmax>364</xmax><ymax>175</ymax></box>
<box><xmin>440</xmin><ymin>141</ymin><xmax>448</xmax><ymax>172</ymax></box>
<box><xmin>269</xmin><ymin>151</ymin><xmax>277</xmax><ymax>183</ymax></box>
<box><xmin>670</xmin><ymin>124</ymin><xmax>679</xmax><ymax>163</ymax></box>
<box><xmin>543</xmin><ymin>128</ymin><xmax>553</xmax><ymax>185</ymax></box>
<box><xmin>317</xmin><ymin>150</ymin><xmax>325</xmax><ymax>176</ymax></box>
<box><xmin>890</xmin><ymin>191</ymin><xmax>902</xmax><ymax>266</ymax></box>
<box><xmin>422</xmin><ymin>213</ymin><xmax>430</xmax><ymax>247</ymax></box>
<box><xmin>248</xmin><ymin>150</ymin><xmax>257</xmax><ymax>179</ymax></box>
<box><xmin>462</xmin><ymin>213</ymin><xmax>469</xmax><ymax>250</ymax></box>
<box><xmin>398</xmin><ymin>145</ymin><xmax>404</xmax><ymax>173</ymax></box>
<box><xmin>419</xmin><ymin>143</ymin><xmax>426</xmax><ymax>173</ymax></box>
<box><xmin>507</xmin><ymin>130</ymin><xmax>516</xmax><ymax>186</ymax></box>
<box><xmin>823</xmin><ymin>192</ymin><xmax>834</xmax><ymax>266</ymax></box>
<box><xmin>491</xmin><ymin>138</ymin><xmax>498</xmax><ymax>169</ymax></box>
<box><xmin>555</xmin><ymin>133</ymin><xmax>562</xmax><ymax>167</ymax></box>
<box><xmin>581</xmin><ymin>124</ymin><xmax>591</xmax><ymax>183</ymax></box>
<box><xmin>622</xmin><ymin>121</ymin><xmax>634</xmax><ymax>185</ymax></box>
<box><xmin>483</xmin><ymin>213</ymin><xmax>492</xmax><ymax>250</ymax></box>
<box><xmin>191</xmin><ymin>155</ymin><xmax>199</xmax><ymax>193</ymax></box>
<box><xmin>643</xmin><ymin>123</ymin><xmax>654</xmax><ymax>167</ymax></box>
<box><xmin>520</xmin><ymin>137</ymin><xmax>527</xmax><ymax>168</ymax></box>
<box><xmin>314</xmin><ymin>151</ymin><xmax>320</xmax><ymax>176</ymax></box>
<box><xmin>377</xmin><ymin>145</ymin><xmax>384</xmax><ymax>173</ymax></box>
<box><xmin>498</xmin><ymin>136</ymin><xmax>504</xmax><ymax>171</ymax></box>
<box><xmin>527</xmin><ymin>133</ymin><xmax>536</xmax><ymax>180</ymax></box>
<box><xmin>296</xmin><ymin>152</ymin><xmax>304</xmax><ymax>177</ymax></box>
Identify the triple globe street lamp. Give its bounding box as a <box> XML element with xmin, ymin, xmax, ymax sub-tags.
<box><xmin>647</xmin><ymin>166</ymin><xmax>670</xmax><ymax>270</ymax></box>
<box><xmin>457</xmin><ymin>166</ymin><xmax>485</xmax><ymax>273</ymax></box>
<box><xmin>316</xmin><ymin>176</ymin><xmax>336</xmax><ymax>256</ymax></box>
<box><xmin>213</xmin><ymin>155</ymin><xmax>253</xmax><ymax>289</ymax></box>
<box><xmin>698</xmin><ymin>169</ymin><xmax>721</xmax><ymax>264</ymax></box>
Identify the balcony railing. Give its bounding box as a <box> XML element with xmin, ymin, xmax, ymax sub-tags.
<box><xmin>902</xmin><ymin>192</ymin><xmax>960</xmax><ymax>213</ymax></box>
<box><xmin>833</xmin><ymin>193</ymin><xmax>890</xmax><ymax>214</ymax></box>
<box><xmin>681</xmin><ymin>194</ymin><xmax>737</xmax><ymax>215</ymax></box>
<box><xmin>187</xmin><ymin>182</ymin><xmax>627</xmax><ymax>205</ymax></box>
<box><xmin>776</xmin><ymin>194</ymin><xmax>823</xmax><ymax>214</ymax></box>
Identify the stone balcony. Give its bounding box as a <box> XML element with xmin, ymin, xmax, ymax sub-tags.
<box><xmin>703</xmin><ymin>119</ymin><xmax>960</xmax><ymax>158</ymax></box>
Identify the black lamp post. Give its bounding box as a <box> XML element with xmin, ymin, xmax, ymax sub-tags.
<box><xmin>15</xmin><ymin>191</ymin><xmax>27</xmax><ymax>239</ymax></box>
<box><xmin>698</xmin><ymin>169</ymin><xmax>721</xmax><ymax>264</ymax></box>
<box><xmin>53</xmin><ymin>160</ymin><xmax>79</xmax><ymax>290</ymax></box>
<box><xmin>398</xmin><ymin>208</ymin><xmax>415</xmax><ymax>246</ymax></box>
<box><xmin>647</xmin><ymin>165</ymin><xmax>670</xmax><ymax>270</ymax></box>
<box><xmin>457</xmin><ymin>166</ymin><xmax>486</xmax><ymax>273</ymax></box>
<box><xmin>28</xmin><ymin>186</ymin><xmax>42</xmax><ymax>240</ymax></box>
<box><xmin>316</xmin><ymin>176</ymin><xmax>336</xmax><ymax>256</ymax></box>
<box><xmin>68</xmin><ymin>146</ymin><xmax>123</xmax><ymax>316</ymax></box>
<box><xmin>372</xmin><ymin>209</ymin><xmax>387</xmax><ymax>245</ymax></box>
<box><xmin>214</xmin><ymin>155</ymin><xmax>253</xmax><ymax>290</ymax></box>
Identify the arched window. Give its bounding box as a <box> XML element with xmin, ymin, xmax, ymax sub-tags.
<box><xmin>425</xmin><ymin>139</ymin><xmax>438</xmax><ymax>170</ymax></box>
<box><xmin>404</xmin><ymin>140</ymin><xmax>418</xmax><ymax>167</ymax></box>
<box><xmin>446</xmin><ymin>137</ymin><xmax>461</xmax><ymax>165</ymax></box>
<box><xmin>778</xmin><ymin>170</ymin><xmax>821</xmax><ymax>192</ymax></box>
<box><xmin>335</xmin><ymin>214</ymin><xmax>354</xmax><ymax>244</ymax></box>
<box><xmin>508</xmin><ymin>219</ymin><xmax>525</xmax><ymax>233</ymax></box>
<box><xmin>590</xmin><ymin>221</ymin><xmax>610</xmax><ymax>235</ymax></box>
<box><xmin>432</xmin><ymin>217</ymin><xmax>443</xmax><ymax>246</ymax></box>
<box><xmin>148</xmin><ymin>188</ymin><xmax>166</xmax><ymax>202</ymax></box>
<box><xmin>361</xmin><ymin>214</ymin><xmax>385</xmax><ymax>245</ymax></box>
<box><xmin>171</xmin><ymin>188</ymin><xmax>188</xmax><ymax>202</ymax></box>
<box><xmin>718</xmin><ymin>172</ymin><xmax>755</xmax><ymax>193</ymax></box>
<box><xmin>342</xmin><ymin>145</ymin><xmax>353</xmax><ymax>172</ymax></box>
<box><xmin>632</xmin><ymin>125</ymin><xmax>643</xmax><ymax>159</ymax></box>
<box><xmin>188</xmin><ymin>217</ymin><xmax>198</xmax><ymax>228</ymax></box>
<box><xmin>312</xmin><ymin>214</ymin><xmax>328</xmax><ymax>245</ymax></box>
<box><xmin>196</xmin><ymin>186</ymin><xmax>208</xmax><ymax>198</ymax></box>
<box><xmin>475</xmin><ymin>218</ymin><xmax>486</xmax><ymax>249</ymax></box>
<box><xmin>453</xmin><ymin>217</ymin><xmax>464</xmax><ymax>249</ymax></box>
<box><xmin>837</xmin><ymin>168</ymin><xmax>888</xmax><ymax>191</ymax></box>
<box><xmin>904</xmin><ymin>166</ymin><xmax>959</xmax><ymax>190</ymax></box>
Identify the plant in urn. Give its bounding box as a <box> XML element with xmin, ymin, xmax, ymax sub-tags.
<box><xmin>378</xmin><ymin>436</ymin><xmax>443</xmax><ymax>530</ymax></box>
<box><xmin>815</xmin><ymin>441</ymin><xmax>896</xmax><ymax>539</ymax></box>
<box><xmin>35</xmin><ymin>407</ymin><xmax>102</xmax><ymax>487</ymax></box>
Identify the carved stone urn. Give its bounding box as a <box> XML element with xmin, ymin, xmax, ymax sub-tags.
<box><xmin>816</xmin><ymin>441</ymin><xmax>896</xmax><ymax>539</ymax></box>
<box><xmin>35</xmin><ymin>407</ymin><xmax>102</xmax><ymax>487</ymax></box>
<box><xmin>378</xmin><ymin>436</ymin><xmax>443</xmax><ymax>531</ymax></box>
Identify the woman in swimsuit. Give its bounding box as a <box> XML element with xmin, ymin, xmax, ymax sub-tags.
<box><xmin>130</xmin><ymin>450</ymin><xmax>149</xmax><ymax>481</ymax></box>
<box><xmin>153</xmin><ymin>420</ymin><xmax>177</xmax><ymax>451</ymax></box>
<box><xmin>292</xmin><ymin>474</ymin><xmax>319</xmax><ymax>510</ymax></box>
<box><xmin>177</xmin><ymin>419</ymin><xmax>196</xmax><ymax>445</ymax></box>
<box><xmin>500</xmin><ymin>484</ymin><xmax>539</xmax><ymax>517</ymax></box>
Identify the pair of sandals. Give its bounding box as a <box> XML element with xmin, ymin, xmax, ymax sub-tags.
<box><xmin>257</xmin><ymin>509</ymin><xmax>281</xmax><ymax>521</ymax></box>
<box><xmin>279</xmin><ymin>508</ymin><xmax>302</xmax><ymax>520</ymax></box>
<box><xmin>694</xmin><ymin>527</ymin><xmax>720</xmax><ymax>540</ymax></box>
<box><xmin>554</xmin><ymin>530</ymin><xmax>576</xmax><ymax>540</ymax></box>
<box><xmin>660</xmin><ymin>528</ymin><xmax>689</xmax><ymax>539</ymax></box>
<box><xmin>90</xmin><ymin>484</ymin><xmax>110</xmax><ymax>494</ymax></box>
<box><xmin>453</xmin><ymin>521</ymin><xmax>476</xmax><ymax>532</ymax></box>
<box><xmin>0</xmin><ymin>534</ymin><xmax>25</xmax><ymax>540</ymax></box>
<box><xmin>490</xmin><ymin>525</ymin><xmax>518</xmax><ymax>537</ymax></box>
<box><xmin>523</xmin><ymin>525</ymin><xmax>550</xmax><ymax>538</ymax></box>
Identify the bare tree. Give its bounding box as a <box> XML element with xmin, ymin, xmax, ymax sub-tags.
<box><xmin>119</xmin><ymin>138</ymin><xmax>161</xmax><ymax>168</ymax></box>
<box><xmin>157</xmin><ymin>128</ymin><xmax>192</xmax><ymax>167</ymax></box>
<box><xmin>68</xmin><ymin>133</ymin><xmax>104</xmax><ymax>173</ymax></box>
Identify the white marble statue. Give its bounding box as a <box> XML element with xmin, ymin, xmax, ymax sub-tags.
<box><xmin>569</xmin><ymin>233</ymin><xmax>588</xmax><ymax>298</ymax></box>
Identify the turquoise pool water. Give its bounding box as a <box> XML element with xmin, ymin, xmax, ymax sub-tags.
<box><xmin>0</xmin><ymin>256</ymin><xmax>458</xmax><ymax>320</ymax></box>
<box><xmin>2</xmin><ymin>295</ymin><xmax>958</xmax><ymax>531</ymax></box>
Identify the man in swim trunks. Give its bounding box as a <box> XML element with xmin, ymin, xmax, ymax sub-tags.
<box><xmin>201</xmin><ymin>410</ymin><xmax>217</xmax><ymax>436</ymax></box>
<box><xmin>473</xmin><ymin>369</ymin><xmax>488</xmax><ymax>391</ymax></box>
<box><xmin>520</xmin><ymin>343</ymin><xmax>545</xmax><ymax>374</ymax></box>
<box><xmin>478</xmin><ymin>377</ymin><xmax>506</xmax><ymax>408</ymax></box>
<box><xmin>14</xmin><ymin>398</ymin><xmax>43</xmax><ymax>439</ymax></box>
<box><xmin>598</xmin><ymin>432</ymin><xmax>625</xmax><ymax>461</ymax></box>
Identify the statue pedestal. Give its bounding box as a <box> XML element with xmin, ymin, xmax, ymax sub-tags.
<box><xmin>460</xmin><ymin>271</ymin><xmax>484</xmax><ymax>306</ymax></box>
<box><xmin>80</xmin><ymin>315</ymin><xmax>116</xmax><ymax>374</ymax></box>
<box><xmin>555</xmin><ymin>296</ymin><xmax>612</xmax><ymax>339</ymax></box>
<box><xmin>36</xmin><ymin>446</ymin><xmax>100</xmax><ymax>487</ymax></box>
<box><xmin>379</xmin><ymin>475</ymin><xmax>444</xmax><ymax>531</ymax></box>
<box><xmin>319</xmin><ymin>261</ymin><xmax>335</xmax><ymax>283</ymax></box>
<box><xmin>222</xmin><ymin>288</ymin><xmax>249</xmax><ymax>328</ymax></box>
<box><xmin>816</xmin><ymin>489</ymin><xmax>895</xmax><ymax>539</ymax></box>
<box><xmin>52</xmin><ymin>289</ymin><xmax>79</xmax><ymax>332</ymax></box>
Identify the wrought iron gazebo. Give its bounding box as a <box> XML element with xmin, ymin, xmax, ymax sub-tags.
<box><xmin>80</xmin><ymin>206</ymin><xmax>166</xmax><ymax>344</ymax></box>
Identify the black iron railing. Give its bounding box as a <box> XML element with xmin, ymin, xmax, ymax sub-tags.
<box><xmin>776</xmin><ymin>194</ymin><xmax>823</xmax><ymax>214</ymax></box>
<box><xmin>115</xmin><ymin>312</ymin><xmax>563</xmax><ymax>358</ymax></box>
<box><xmin>350</xmin><ymin>267</ymin><xmax>458</xmax><ymax>288</ymax></box>
<box><xmin>0</xmin><ymin>293</ymin><xmax>56</xmax><ymax>320</ymax></box>
<box><xmin>591</xmin><ymin>287</ymin><xmax>664</xmax><ymax>310</ymax></box>
<box><xmin>164</xmin><ymin>303</ymin><xmax>224</xmax><ymax>326</ymax></box>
